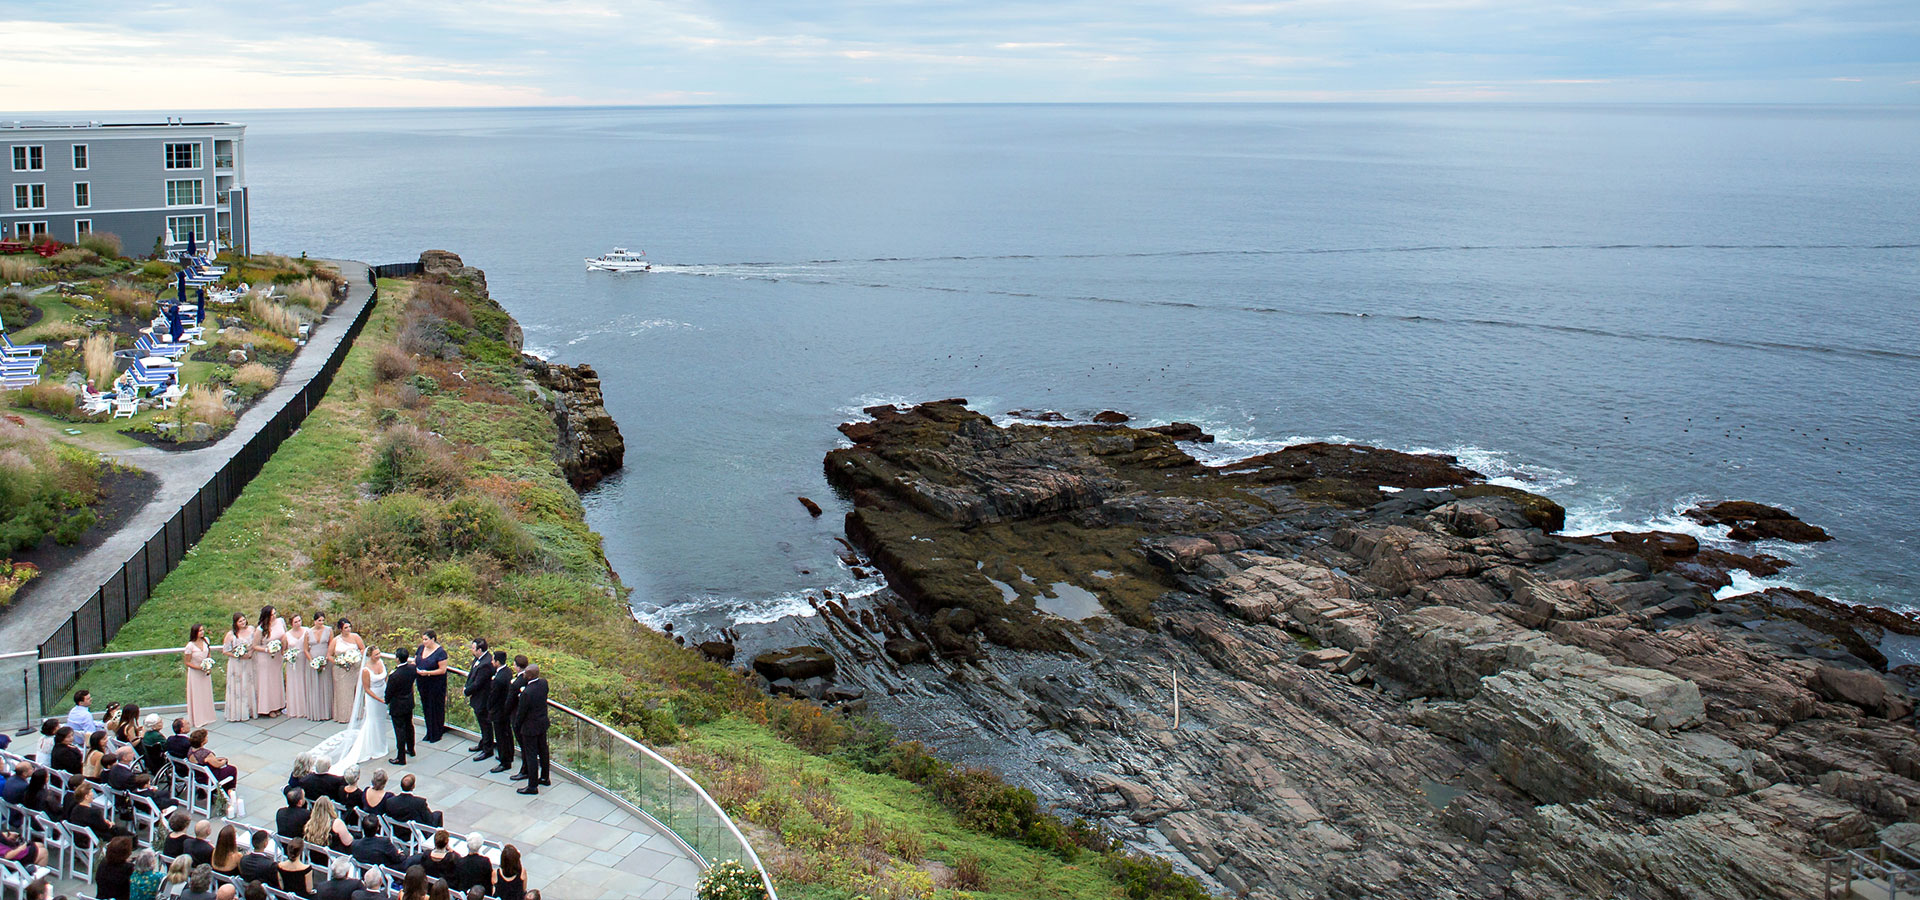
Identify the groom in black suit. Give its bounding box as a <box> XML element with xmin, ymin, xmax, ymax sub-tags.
<box><xmin>386</xmin><ymin>647</ymin><xmax>418</xmax><ymax>765</ymax></box>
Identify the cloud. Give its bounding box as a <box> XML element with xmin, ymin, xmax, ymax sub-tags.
<box><xmin>0</xmin><ymin>0</ymin><xmax>1915</xmax><ymax>107</ymax></box>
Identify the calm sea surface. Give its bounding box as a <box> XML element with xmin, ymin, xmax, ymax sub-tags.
<box><xmin>222</xmin><ymin>104</ymin><xmax>1917</xmax><ymax>627</ymax></box>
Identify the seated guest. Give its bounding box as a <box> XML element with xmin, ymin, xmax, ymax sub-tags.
<box><xmin>113</xmin><ymin>704</ymin><xmax>144</xmax><ymax>745</ymax></box>
<box><xmin>451</xmin><ymin>834</ymin><xmax>491</xmax><ymax>893</ymax></box>
<box><xmin>187</xmin><ymin>729</ymin><xmax>238</xmax><ymax>789</ymax></box>
<box><xmin>279</xmin><ymin>787</ymin><xmax>313</xmax><ymax>838</ymax></box>
<box><xmin>350</xmin><ymin>824</ymin><xmax>403</xmax><ymax>867</ymax></box>
<box><xmin>48</xmin><ymin>725</ymin><xmax>81</xmax><ymax>776</ymax></box>
<box><xmin>160</xmin><ymin>855</ymin><xmax>193</xmax><ymax>898</ymax></box>
<box><xmin>124</xmin><ymin>772</ymin><xmax>179</xmax><ymax>818</ymax></box>
<box><xmin>274</xmin><ymin>838</ymin><xmax>317</xmax><ymax>899</ymax></box>
<box><xmin>238</xmin><ymin>829</ymin><xmax>278</xmax><ymax>882</ymax></box>
<box><xmin>244</xmin><ymin>883</ymin><xmax>268</xmax><ymax>900</ymax></box>
<box><xmin>66</xmin><ymin>690</ymin><xmax>101</xmax><ymax>735</ymax></box>
<box><xmin>217</xmin><ymin>884</ymin><xmax>239</xmax><ymax>900</ymax></box>
<box><xmin>304</xmin><ymin>797</ymin><xmax>354</xmax><ymax>858</ymax></box>
<box><xmin>177</xmin><ymin>865</ymin><xmax>218</xmax><ymax>900</ymax></box>
<box><xmin>1</xmin><ymin>761</ymin><xmax>29</xmax><ymax>804</ymax></box>
<box><xmin>314</xmin><ymin>859</ymin><xmax>359</xmax><ymax>900</ymax></box>
<box><xmin>210</xmin><ymin>823</ymin><xmax>244</xmax><ymax>877</ymax></box>
<box><xmin>163</xmin><ymin>811</ymin><xmax>193</xmax><ymax>856</ymax></box>
<box><xmin>18</xmin><ymin>769</ymin><xmax>57</xmax><ymax>816</ymax></box>
<box><xmin>349</xmin><ymin>869</ymin><xmax>387</xmax><ymax>900</ymax></box>
<box><xmin>337</xmin><ymin>766</ymin><xmax>365</xmax><ymax>826</ymax></box>
<box><xmin>398</xmin><ymin>865</ymin><xmax>429</xmax><ymax>900</ymax></box>
<box><xmin>428</xmin><ymin>881</ymin><xmax>451</xmax><ymax>900</ymax></box>
<box><xmin>493</xmin><ymin>844</ymin><xmax>525</xmax><ymax>900</ymax></box>
<box><xmin>138</xmin><ymin>715</ymin><xmax>168</xmax><ymax>774</ymax></box>
<box><xmin>82</xmin><ymin>729</ymin><xmax>112</xmax><ymax>782</ymax></box>
<box><xmin>31</xmin><ymin>719</ymin><xmax>57</xmax><ymax>766</ymax></box>
<box><xmin>383</xmin><ymin>774</ymin><xmax>440</xmax><ymax>827</ymax></box>
<box><xmin>413</xmin><ymin>830</ymin><xmax>461</xmax><ymax>884</ymax></box>
<box><xmin>129</xmin><ymin>848</ymin><xmax>163</xmax><ymax>900</ymax></box>
<box><xmin>0</xmin><ymin>824</ymin><xmax>48</xmax><ymax>866</ymax></box>
<box><xmin>62</xmin><ymin>781</ymin><xmax>116</xmax><ymax>842</ymax></box>
<box><xmin>106</xmin><ymin>746</ymin><xmax>140</xmax><ymax>791</ymax></box>
<box><xmin>165</xmin><ymin>718</ymin><xmax>193</xmax><ymax>761</ymax></box>
<box><xmin>288</xmin><ymin>753</ymin><xmax>317</xmax><ymax>794</ymax></box>
<box><xmin>300</xmin><ymin>759</ymin><xmax>345</xmax><ymax>806</ymax></box>
<box><xmin>359</xmin><ymin>770</ymin><xmax>390</xmax><ymax>819</ymax></box>
<box><xmin>94</xmin><ymin>834</ymin><xmax>136</xmax><ymax>900</ymax></box>
<box><xmin>186</xmin><ymin>819</ymin><xmax>217</xmax><ymax>867</ymax></box>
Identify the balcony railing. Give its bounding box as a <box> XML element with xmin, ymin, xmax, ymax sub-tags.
<box><xmin>6</xmin><ymin>647</ymin><xmax>777</xmax><ymax>899</ymax></box>
<box><xmin>215</xmin><ymin>155</ymin><xmax>234</xmax><ymax>169</ymax></box>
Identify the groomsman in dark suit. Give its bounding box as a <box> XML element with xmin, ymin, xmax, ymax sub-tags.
<box><xmin>512</xmin><ymin>664</ymin><xmax>551</xmax><ymax>795</ymax></box>
<box><xmin>464</xmin><ymin>639</ymin><xmax>497</xmax><ymax>759</ymax></box>
<box><xmin>415</xmin><ymin>631</ymin><xmax>451</xmax><ymax>743</ymax></box>
<box><xmin>486</xmin><ymin>652</ymin><xmax>517</xmax><ymax>774</ymax></box>
<box><xmin>386</xmin><ymin>647</ymin><xmax>419</xmax><ymax>765</ymax></box>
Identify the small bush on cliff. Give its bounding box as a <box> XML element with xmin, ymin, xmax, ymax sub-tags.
<box><xmin>370</xmin><ymin>345</ymin><xmax>416</xmax><ymax>382</ymax></box>
<box><xmin>366</xmin><ymin>425</ymin><xmax>465</xmax><ymax>496</ymax></box>
<box><xmin>1106</xmin><ymin>852</ymin><xmax>1211</xmax><ymax>900</ymax></box>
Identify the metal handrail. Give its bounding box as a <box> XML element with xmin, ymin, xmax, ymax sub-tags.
<box><xmin>35</xmin><ymin>647</ymin><xmax>779</xmax><ymax>899</ymax></box>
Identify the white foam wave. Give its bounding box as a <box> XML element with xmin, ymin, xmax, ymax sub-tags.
<box><xmin>564</xmin><ymin>317</ymin><xmax>694</xmax><ymax>344</ymax></box>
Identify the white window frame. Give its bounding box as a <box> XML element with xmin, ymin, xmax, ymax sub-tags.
<box><xmin>11</xmin><ymin>220</ymin><xmax>48</xmax><ymax>240</ymax></box>
<box><xmin>74</xmin><ymin>219</ymin><xmax>92</xmax><ymax>238</ymax></box>
<box><xmin>11</xmin><ymin>145</ymin><xmax>43</xmax><ymax>172</ymax></box>
<box><xmin>165</xmin><ymin>178</ymin><xmax>203</xmax><ymax>207</ymax></box>
<box><xmin>13</xmin><ymin>183</ymin><xmax>46</xmax><ymax>210</ymax></box>
<box><xmin>71</xmin><ymin>144</ymin><xmax>88</xmax><ymax>170</ymax></box>
<box><xmin>165</xmin><ymin>214</ymin><xmax>206</xmax><ymax>244</ymax></box>
<box><xmin>164</xmin><ymin>142</ymin><xmax>202</xmax><ymax>170</ymax></box>
<box><xmin>73</xmin><ymin>182</ymin><xmax>90</xmax><ymax>209</ymax></box>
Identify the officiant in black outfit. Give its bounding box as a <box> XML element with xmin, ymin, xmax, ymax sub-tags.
<box><xmin>464</xmin><ymin>639</ymin><xmax>496</xmax><ymax>759</ymax></box>
<box><xmin>512</xmin><ymin>664</ymin><xmax>551</xmax><ymax>795</ymax></box>
<box><xmin>486</xmin><ymin>652</ymin><xmax>517</xmax><ymax>773</ymax></box>
<box><xmin>416</xmin><ymin>631</ymin><xmax>451</xmax><ymax>743</ymax></box>
<box><xmin>386</xmin><ymin>648</ymin><xmax>418</xmax><ymax>765</ymax></box>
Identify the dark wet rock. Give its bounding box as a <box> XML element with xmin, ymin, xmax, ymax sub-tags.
<box><xmin>1687</xmin><ymin>501</ymin><xmax>1833</xmax><ymax>543</ymax></box>
<box><xmin>1143</xmin><ymin>422</ymin><xmax>1214</xmax><ymax>442</ymax></box>
<box><xmin>751</xmin><ymin>645</ymin><xmax>837</xmax><ymax>681</ymax></box>
<box><xmin>1093</xmin><ymin>410</ymin><xmax>1131</xmax><ymax>424</ymax></box>
<box><xmin>696</xmin><ymin>641</ymin><xmax>735</xmax><ymax>664</ymax></box>
<box><xmin>883</xmin><ymin>637</ymin><xmax>932</xmax><ymax>665</ymax></box>
<box><xmin>1007</xmin><ymin>408</ymin><xmax>1070</xmax><ymax>422</ymax></box>
<box><xmin>798</xmin><ymin>496</ymin><xmax>823</xmax><ymax>517</ymax></box>
<box><xmin>522</xmin><ymin>356</ymin><xmax>625</xmax><ymax>489</ymax></box>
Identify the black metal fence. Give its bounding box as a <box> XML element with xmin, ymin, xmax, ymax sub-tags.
<box><xmin>35</xmin><ymin>272</ymin><xmax>383</xmax><ymax>710</ymax></box>
<box><xmin>369</xmin><ymin>262</ymin><xmax>422</xmax><ymax>280</ymax></box>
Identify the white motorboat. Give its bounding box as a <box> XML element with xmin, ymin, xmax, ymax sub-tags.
<box><xmin>585</xmin><ymin>247</ymin><xmax>651</xmax><ymax>272</ymax></box>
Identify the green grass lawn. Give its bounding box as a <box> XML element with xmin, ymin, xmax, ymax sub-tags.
<box><xmin>15</xmin><ymin>294</ymin><xmax>85</xmax><ymax>341</ymax></box>
<box><xmin>7</xmin><ymin>407</ymin><xmax>148</xmax><ymax>451</ymax></box>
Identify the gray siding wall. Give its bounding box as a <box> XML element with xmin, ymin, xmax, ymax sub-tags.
<box><xmin>0</xmin><ymin>210</ymin><xmax>168</xmax><ymax>252</ymax></box>
<box><xmin>4</xmin><ymin>125</ymin><xmax>240</xmax><ymax>250</ymax></box>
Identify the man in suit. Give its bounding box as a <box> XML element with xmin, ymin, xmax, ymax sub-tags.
<box><xmin>238</xmin><ymin>829</ymin><xmax>278</xmax><ymax>882</ymax></box>
<box><xmin>382</xmin><ymin>773</ymin><xmax>441</xmax><ymax>827</ymax></box>
<box><xmin>416</xmin><ymin>630</ymin><xmax>451</xmax><ymax>743</ymax></box>
<box><xmin>277</xmin><ymin>787</ymin><xmax>311</xmax><ymax>839</ymax></box>
<box><xmin>184</xmin><ymin>819</ymin><xmax>215</xmax><ymax>866</ymax></box>
<box><xmin>452</xmin><ymin>834</ymin><xmax>492</xmax><ymax>892</ymax></box>
<box><xmin>300</xmin><ymin>759</ymin><xmax>345</xmax><ymax>805</ymax></box>
<box><xmin>512</xmin><ymin>664</ymin><xmax>551</xmax><ymax>795</ymax></box>
<box><xmin>463</xmin><ymin>639</ymin><xmax>496</xmax><ymax>758</ymax></box>
<box><xmin>350</xmin><ymin>828</ymin><xmax>403</xmax><ymax>868</ymax></box>
<box><xmin>314</xmin><ymin>860</ymin><xmax>359</xmax><ymax>900</ymax></box>
<box><xmin>386</xmin><ymin>646</ymin><xmax>419</xmax><ymax>765</ymax></box>
<box><xmin>105</xmin><ymin>746</ymin><xmax>139</xmax><ymax>791</ymax></box>
<box><xmin>486</xmin><ymin>652</ymin><xmax>517</xmax><ymax>774</ymax></box>
<box><xmin>349</xmin><ymin>868</ymin><xmax>390</xmax><ymax>900</ymax></box>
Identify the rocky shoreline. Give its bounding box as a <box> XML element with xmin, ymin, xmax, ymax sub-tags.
<box><xmin>729</xmin><ymin>400</ymin><xmax>1916</xmax><ymax>899</ymax></box>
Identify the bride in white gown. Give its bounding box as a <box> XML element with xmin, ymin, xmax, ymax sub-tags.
<box><xmin>313</xmin><ymin>647</ymin><xmax>389</xmax><ymax>770</ymax></box>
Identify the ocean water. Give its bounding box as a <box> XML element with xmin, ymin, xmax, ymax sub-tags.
<box><xmin>220</xmin><ymin>104</ymin><xmax>1916</xmax><ymax>628</ymax></box>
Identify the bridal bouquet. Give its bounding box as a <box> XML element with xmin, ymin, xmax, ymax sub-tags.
<box><xmin>284</xmin><ymin>646</ymin><xmax>300</xmax><ymax>663</ymax></box>
<box><xmin>309</xmin><ymin>655</ymin><xmax>326</xmax><ymax>671</ymax></box>
<box><xmin>266</xmin><ymin>638</ymin><xmax>283</xmax><ymax>655</ymax></box>
<box><xmin>334</xmin><ymin>647</ymin><xmax>362</xmax><ymax>668</ymax></box>
<box><xmin>198</xmin><ymin>658</ymin><xmax>215</xmax><ymax>674</ymax></box>
<box><xmin>223</xmin><ymin>642</ymin><xmax>251</xmax><ymax>660</ymax></box>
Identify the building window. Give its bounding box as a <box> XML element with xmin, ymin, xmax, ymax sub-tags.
<box><xmin>73</xmin><ymin>182</ymin><xmax>90</xmax><ymax>208</ymax></box>
<box><xmin>72</xmin><ymin>145</ymin><xmax>88</xmax><ymax>170</ymax></box>
<box><xmin>165</xmin><ymin>179</ymin><xmax>203</xmax><ymax>206</ymax></box>
<box><xmin>74</xmin><ymin>219</ymin><xmax>92</xmax><ymax>238</ymax></box>
<box><xmin>165</xmin><ymin>215</ymin><xmax>206</xmax><ymax>244</ymax></box>
<box><xmin>11</xmin><ymin>145</ymin><xmax>43</xmax><ymax>172</ymax></box>
<box><xmin>13</xmin><ymin>184</ymin><xmax>46</xmax><ymax>210</ymax></box>
<box><xmin>164</xmin><ymin>142</ymin><xmax>202</xmax><ymax>170</ymax></box>
<box><xmin>11</xmin><ymin>221</ymin><xmax>47</xmax><ymax>240</ymax></box>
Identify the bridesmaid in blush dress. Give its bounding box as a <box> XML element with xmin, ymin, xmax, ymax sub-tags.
<box><xmin>284</xmin><ymin>614</ymin><xmax>309</xmax><ymax>719</ymax></box>
<box><xmin>222</xmin><ymin>612</ymin><xmax>258</xmax><ymax>722</ymax></box>
<box><xmin>328</xmin><ymin>620</ymin><xmax>364</xmax><ymax>724</ymax></box>
<box><xmin>306</xmin><ymin>613</ymin><xmax>333</xmax><ymax>721</ymax></box>
<box><xmin>254</xmin><ymin>605</ymin><xmax>287</xmax><ymax>717</ymax></box>
<box><xmin>182</xmin><ymin>624</ymin><xmax>216</xmax><ymax>728</ymax></box>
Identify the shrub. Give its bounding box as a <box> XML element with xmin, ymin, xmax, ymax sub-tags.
<box><xmin>948</xmin><ymin>855</ymin><xmax>986</xmax><ymax>890</ymax></box>
<box><xmin>329</xmin><ymin>491</ymin><xmax>539</xmax><ymax>577</ymax></box>
<box><xmin>232</xmin><ymin>362</ymin><xmax>277</xmax><ymax>394</ymax></box>
<box><xmin>370</xmin><ymin>345</ymin><xmax>416</xmax><ymax>383</ymax></box>
<box><xmin>103</xmin><ymin>285</ymin><xmax>154</xmax><ymax>319</ymax></box>
<box><xmin>366</xmin><ymin>425</ymin><xmax>466</xmax><ymax>496</ymax></box>
<box><xmin>31</xmin><ymin>321</ymin><xmax>88</xmax><ymax>343</ymax></box>
<box><xmin>76</xmin><ymin>232</ymin><xmax>122</xmax><ymax>258</ymax></box>
<box><xmin>49</xmin><ymin>249</ymin><xmax>95</xmax><ymax>268</ymax></box>
<box><xmin>247</xmin><ymin>294</ymin><xmax>301</xmax><ymax>338</ymax></box>
<box><xmin>52</xmin><ymin>508</ymin><xmax>95</xmax><ymax>545</ymax></box>
<box><xmin>83</xmin><ymin>334</ymin><xmax>115</xmax><ymax>390</ymax></box>
<box><xmin>0</xmin><ymin>258</ymin><xmax>44</xmax><ymax>283</ymax></box>
<box><xmin>282</xmin><ymin>277</ymin><xmax>334</xmax><ymax>311</ymax></box>
<box><xmin>1105</xmin><ymin>852</ymin><xmax>1212</xmax><ymax>900</ymax></box>
<box><xmin>697</xmin><ymin>860</ymin><xmax>767</xmax><ymax>900</ymax></box>
<box><xmin>138</xmin><ymin>260</ymin><xmax>171</xmax><ymax>279</ymax></box>
<box><xmin>17</xmin><ymin>383</ymin><xmax>76</xmax><ymax>417</ymax></box>
<box><xmin>421</xmin><ymin>560</ymin><xmax>479</xmax><ymax>595</ymax></box>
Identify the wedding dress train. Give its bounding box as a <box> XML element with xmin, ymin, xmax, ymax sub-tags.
<box><xmin>313</xmin><ymin>662</ymin><xmax>389</xmax><ymax>771</ymax></box>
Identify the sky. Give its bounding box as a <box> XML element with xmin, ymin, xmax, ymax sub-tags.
<box><xmin>2</xmin><ymin>0</ymin><xmax>1917</xmax><ymax>109</ymax></box>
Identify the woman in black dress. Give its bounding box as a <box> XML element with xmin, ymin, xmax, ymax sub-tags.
<box><xmin>48</xmin><ymin>726</ymin><xmax>82</xmax><ymax>776</ymax></box>
<box><xmin>275</xmin><ymin>838</ymin><xmax>317</xmax><ymax>898</ymax></box>
<box><xmin>493</xmin><ymin>844</ymin><xmax>526</xmax><ymax>900</ymax></box>
<box><xmin>62</xmin><ymin>782</ymin><xmax>116</xmax><ymax>841</ymax></box>
<box><xmin>93</xmin><ymin>835</ymin><xmax>135</xmax><ymax>900</ymax></box>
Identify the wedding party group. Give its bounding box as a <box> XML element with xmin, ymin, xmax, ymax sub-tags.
<box><xmin>179</xmin><ymin>612</ymin><xmax>553</xmax><ymax>793</ymax></box>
